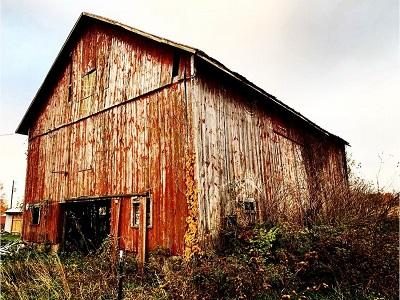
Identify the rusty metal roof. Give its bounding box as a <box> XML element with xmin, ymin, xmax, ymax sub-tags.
<box><xmin>15</xmin><ymin>12</ymin><xmax>348</xmax><ymax>145</ymax></box>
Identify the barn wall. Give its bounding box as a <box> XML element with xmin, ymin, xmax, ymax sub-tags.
<box><xmin>191</xmin><ymin>62</ymin><xmax>347</xmax><ymax>246</ymax></box>
<box><xmin>23</xmin><ymin>21</ymin><xmax>192</xmax><ymax>254</ymax></box>
<box><xmin>30</xmin><ymin>21</ymin><xmax>190</xmax><ymax>137</ymax></box>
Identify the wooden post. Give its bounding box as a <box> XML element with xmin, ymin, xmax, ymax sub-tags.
<box><xmin>110</xmin><ymin>198</ymin><xmax>121</xmax><ymax>268</ymax></box>
<box><xmin>137</xmin><ymin>196</ymin><xmax>147</xmax><ymax>270</ymax></box>
<box><xmin>117</xmin><ymin>249</ymin><xmax>125</xmax><ymax>300</ymax></box>
<box><xmin>113</xmin><ymin>198</ymin><xmax>121</xmax><ymax>248</ymax></box>
<box><xmin>60</xmin><ymin>205</ymin><xmax>67</xmax><ymax>252</ymax></box>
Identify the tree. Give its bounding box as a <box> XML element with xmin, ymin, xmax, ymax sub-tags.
<box><xmin>0</xmin><ymin>183</ymin><xmax>8</xmax><ymax>214</ymax></box>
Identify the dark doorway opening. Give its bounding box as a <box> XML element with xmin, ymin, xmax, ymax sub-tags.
<box><xmin>62</xmin><ymin>199</ymin><xmax>111</xmax><ymax>253</ymax></box>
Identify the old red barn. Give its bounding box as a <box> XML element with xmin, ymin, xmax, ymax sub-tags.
<box><xmin>16</xmin><ymin>13</ymin><xmax>348</xmax><ymax>258</ymax></box>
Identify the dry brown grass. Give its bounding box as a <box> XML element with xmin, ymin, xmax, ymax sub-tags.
<box><xmin>1</xmin><ymin>252</ymin><xmax>71</xmax><ymax>299</ymax></box>
<box><xmin>1</xmin><ymin>161</ymin><xmax>398</xmax><ymax>299</ymax></box>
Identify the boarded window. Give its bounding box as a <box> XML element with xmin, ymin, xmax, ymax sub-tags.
<box><xmin>80</xmin><ymin>69</ymin><xmax>96</xmax><ymax>115</ymax></box>
<box><xmin>81</xmin><ymin>69</ymin><xmax>96</xmax><ymax>99</ymax></box>
<box><xmin>31</xmin><ymin>206</ymin><xmax>40</xmax><ymax>225</ymax></box>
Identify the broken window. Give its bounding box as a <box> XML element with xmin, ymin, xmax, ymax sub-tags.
<box><xmin>31</xmin><ymin>206</ymin><xmax>40</xmax><ymax>225</ymax></box>
<box><xmin>131</xmin><ymin>196</ymin><xmax>152</xmax><ymax>228</ymax></box>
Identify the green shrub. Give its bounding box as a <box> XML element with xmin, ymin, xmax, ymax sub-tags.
<box><xmin>250</xmin><ymin>226</ymin><xmax>280</xmax><ymax>258</ymax></box>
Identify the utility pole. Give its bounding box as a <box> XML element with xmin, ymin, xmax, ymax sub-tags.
<box><xmin>10</xmin><ymin>180</ymin><xmax>14</xmax><ymax>209</ymax></box>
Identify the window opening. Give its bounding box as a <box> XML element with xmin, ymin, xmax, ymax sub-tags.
<box><xmin>31</xmin><ymin>206</ymin><xmax>40</xmax><ymax>225</ymax></box>
<box><xmin>244</xmin><ymin>201</ymin><xmax>255</xmax><ymax>212</ymax></box>
<box><xmin>172</xmin><ymin>52</ymin><xmax>180</xmax><ymax>78</ymax></box>
<box><xmin>243</xmin><ymin>198</ymin><xmax>256</xmax><ymax>224</ymax></box>
<box><xmin>131</xmin><ymin>196</ymin><xmax>152</xmax><ymax>228</ymax></box>
<box><xmin>62</xmin><ymin>199</ymin><xmax>111</xmax><ymax>253</ymax></box>
<box><xmin>131</xmin><ymin>198</ymin><xmax>140</xmax><ymax>228</ymax></box>
<box><xmin>146</xmin><ymin>197</ymin><xmax>152</xmax><ymax>227</ymax></box>
<box><xmin>99</xmin><ymin>206</ymin><xmax>107</xmax><ymax>216</ymax></box>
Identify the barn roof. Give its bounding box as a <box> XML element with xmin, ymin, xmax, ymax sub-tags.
<box><xmin>16</xmin><ymin>12</ymin><xmax>348</xmax><ymax>145</ymax></box>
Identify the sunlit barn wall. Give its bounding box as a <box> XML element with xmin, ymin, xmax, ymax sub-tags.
<box><xmin>23</xmin><ymin>20</ymin><xmax>192</xmax><ymax>254</ymax></box>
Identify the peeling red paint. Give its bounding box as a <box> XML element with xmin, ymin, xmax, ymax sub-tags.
<box><xmin>23</xmin><ymin>21</ymin><xmax>191</xmax><ymax>255</ymax></box>
<box><xmin>20</xmin><ymin>15</ymin><xmax>348</xmax><ymax>257</ymax></box>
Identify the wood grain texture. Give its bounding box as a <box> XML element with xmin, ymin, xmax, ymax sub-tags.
<box><xmin>22</xmin><ymin>20</ymin><xmax>347</xmax><ymax>256</ymax></box>
<box><xmin>23</xmin><ymin>22</ymin><xmax>191</xmax><ymax>255</ymax></box>
<box><xmin>191</xmin><ymin>61</ymin><xmax>347</xmax><ymax>247</ymax></box>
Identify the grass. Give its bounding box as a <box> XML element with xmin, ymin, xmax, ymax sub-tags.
<box><xmin>0</xmin><ymin>232</ymin><xmax>21</xmax><ymax>244</ymax></box>
<box><xmin>0</xmin><ymin>214</ymin><xmax>398</xmax><ymax>299</ymax></box>
<box><xmin>0</xmin><ymin>175</ymin><xmax>398</xmax><ymax>299</ymax></box>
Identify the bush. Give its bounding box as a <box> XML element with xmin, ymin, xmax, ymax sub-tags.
<box><xmin>250</xmin><ymin>226</ymin><xmax>280</xmax><ymax>258</ymax></box>
<box><xmin>1</xmin><ymin>171</ymin><xmax>398</xmax><ymax>299</ymax></box>
<box><xmin>1</xmin><ymin>218</ymin><xmax>397</xmax><ymax>300</ymax></box>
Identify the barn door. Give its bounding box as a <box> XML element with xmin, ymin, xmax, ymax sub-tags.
<box><xmin>130</xmin><ymin>195</ymin><xmax>150</xmax><ymax>267</ymax></box>
<box><xmin>110</xmin><ymin>195</ymin><xmax>150</xmax><ymax>266</ymax></box>
<box><xmin>61</xmin><ymin>199</ymin><xmax>111</xmax><ymax>253</ymax></box>
<box><xmin>11</xmin><ymin>217</ymin><xmax>22</xmax><ymax>234</ymax></box>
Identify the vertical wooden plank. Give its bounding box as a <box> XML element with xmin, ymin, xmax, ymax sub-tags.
<box><xmin>137</xmin><ymin>196</ymin><xmax>147</xmax><ymax>268</ymax></box>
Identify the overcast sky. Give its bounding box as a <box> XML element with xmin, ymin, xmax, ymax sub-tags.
<box><xmin>0</xmin><ymin>0</ymin><xmax>399</xmax><ymax>206</ymax></box>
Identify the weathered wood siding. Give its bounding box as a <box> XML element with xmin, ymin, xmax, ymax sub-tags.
<box><xmin>23</xmin><ymin>21</ymin><xmax>192</xmax><ymax>254</ymax></box>
<box><xmin>191</xmin><ymin>61</ymin><xmax>347</xmax><ymax>245</ymax></box>
<box><xmin>22</xmin><ymin>18</ymin><xmax>347</xmax><ymax>255</ymax></box>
